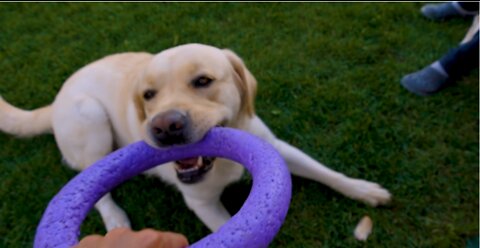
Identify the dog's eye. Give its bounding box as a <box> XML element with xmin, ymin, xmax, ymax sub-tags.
<box><xmin>143</xmin><ymin>89</ymin><xmax>157</xmax><ymax>100</ymax></box>
<box><xmin>192</xmin><ymin>76</ymin><xmax>213</xmax><ymax>88</ymax></box>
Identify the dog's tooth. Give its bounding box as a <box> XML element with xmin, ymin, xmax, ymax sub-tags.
<box><xmin>194</xmin><ymin>157</ymin><xmax>203</xmax><ymax>169</ymax></box>
<box><xmin>180</xmin><ymin>167</ymin><xmax>198</xmax><ymax>173</ymax></box>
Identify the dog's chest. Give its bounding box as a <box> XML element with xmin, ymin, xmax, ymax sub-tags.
<box><xmin>212</xmin><ymin>158</ymin><xmax>245</xmax><ymax>185</ymax></box>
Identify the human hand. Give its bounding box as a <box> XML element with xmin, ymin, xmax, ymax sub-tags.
<box><xmin>75</xmin><ymin>227</ymin><xmax>189</xmax><ymax>248</ymax></box>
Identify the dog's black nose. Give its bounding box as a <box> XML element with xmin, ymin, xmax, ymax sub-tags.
<box><xmin>150</xmin><ymin>110</ymin><xmax>189</xmax><ymax>146</ymax></box>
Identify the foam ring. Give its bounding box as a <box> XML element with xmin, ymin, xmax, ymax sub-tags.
<box><xmin>34</xmin><ymin>127</ymin><xmax>292</xmax><ymax>248</ymax></box>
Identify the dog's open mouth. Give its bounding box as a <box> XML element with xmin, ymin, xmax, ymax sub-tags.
<box><xmin>175</xmin><ymin>156</ymin><xmax>215</xmax><ymax>184</ymax></box>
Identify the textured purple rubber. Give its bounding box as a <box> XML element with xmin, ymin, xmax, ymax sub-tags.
<box><xmin>34</xmin><ymin>127</ymin><xmax>291</xmax><ymax>248</ymax></box>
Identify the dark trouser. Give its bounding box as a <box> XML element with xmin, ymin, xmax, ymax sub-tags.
<box><xmin>458</xmin><ymin>2</ymin><xmax>479</xmax><ymax>12</ymax></box>
<box><xmin>439</xmin><ymin>31</ymin><xmax>479</xmax><ymax>79</ymax></box>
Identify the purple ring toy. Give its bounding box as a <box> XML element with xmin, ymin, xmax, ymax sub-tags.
<box><xmin>34</xmin><ymin>127</ymin><xmax>292</xmax><ymax>248</ymax></box>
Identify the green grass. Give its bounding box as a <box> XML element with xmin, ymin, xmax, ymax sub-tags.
<box><xmin>0</xmin><ymin>2</ymin><xmax>478</xmax><ymax>247</ymax></box>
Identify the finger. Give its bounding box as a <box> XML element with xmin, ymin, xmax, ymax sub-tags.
<box><xmin>104</xmin><ymin>227</ymin><xmax>131</xmax><ymax>237</ymax></box>
<box><xmin>136</xmin><ymin>229</ymin><xmax>189</xmax><ymax>248</ymax></box>
<box><xmin>74</xmin><ymin>235</ymin><xmax>104</xmax><ymax>248</ymax></box>
<box><xmin>101</xmin><ymin>227</ymin><xmax>134</xmax><ymax>247</ymax></box>
<box><xmin>158</xmin><ymin>231</ymin><xmax>189</xmax><ymax>248</ymax></box>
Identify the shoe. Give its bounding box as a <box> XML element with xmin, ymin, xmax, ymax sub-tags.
<box><xmin>421</xmin><ymin>2</ymin><xmax>462</xmax><ymax>21</ymax></box>
<box><xmin>400</xmin><ymin>65</ymin><xmax>449</xmax><ymax>96</ymax></box>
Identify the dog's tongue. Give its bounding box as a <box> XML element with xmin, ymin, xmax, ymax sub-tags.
<box><xmin>176</xmin><ymin>157</ymin><xmax>199</xmax><ymax>169</ymax></box>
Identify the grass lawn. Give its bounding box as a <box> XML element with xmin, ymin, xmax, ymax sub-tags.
<box><xmin>0</xmin><ymin>2</ymin><xmax>478</xmax><ymax>247</ymax></box>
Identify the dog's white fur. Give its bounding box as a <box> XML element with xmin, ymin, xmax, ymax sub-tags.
<box><xmin>0</xmin><ymin>43</ymin><xmax>390</xmax><ymax>232</ymax></box>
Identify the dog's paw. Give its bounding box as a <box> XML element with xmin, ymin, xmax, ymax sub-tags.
<box><xmin>341</xmin><ymin>179</ymin><xmax>391</xmax><ymax>207</ymax></box>
<box><xmin>102</xmin><ymin>208</ymin><xmax>132</xmax><ymax>231</ymax></box>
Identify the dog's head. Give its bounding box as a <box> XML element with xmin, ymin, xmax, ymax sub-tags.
<box><xmin>133</xmin><ymin>43</ymin><xmax>257</xmax><ymax>183</ymax></box>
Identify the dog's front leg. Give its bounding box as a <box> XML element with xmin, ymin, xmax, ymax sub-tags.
<box><xmin>183</xmin><ymin>195</ymin><xmax>231</xmax><ymax>232</ymax></box>
<box><xmin>248</xmin><ymin>116</ymin><xmax>391</xmax><ymax>206</ymax></box>
<box><xmin>95</xmin><ymin>193</ymin><xmax>131</xmax><ymax>231</ymax></box>
<box><xmin>272</xmin><ymin>139</ymin><xmax>391</xmax><ymax>206</ymax></box>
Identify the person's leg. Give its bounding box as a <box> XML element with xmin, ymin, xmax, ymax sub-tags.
<box><xmin>461</xmin><ymin>15</ymin><xmax>479</xmax><ymax>44</ymax></box>
<box><xmin>421</xmin><ymin>1</ymin><xmax>478</xmax><ymax>21</ymax></box>
<box><xmin>456</xmin><ymin>2</ymin><xmax>479</xmax><ymax>14</ymax></box>
<box><xmin>440</xmin><ymin>31</ymin><xmax>479</xmax><ymax>79</ymax></box>
<box><xmin>400</xmin><ymin>31</ymin><xmax>479</xmax><ymax>96</ymax></box>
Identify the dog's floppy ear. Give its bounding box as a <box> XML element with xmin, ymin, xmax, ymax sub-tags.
<box><xmin>223</xmin><ymin>49</ymin><xmax>257</xmax><ymax>117</ymax></box>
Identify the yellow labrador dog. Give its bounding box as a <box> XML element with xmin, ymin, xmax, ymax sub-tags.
<box><xmin>0</xmin><ymin>43</ymin><xmax>390</xmax><ymax>232</ymax></box>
